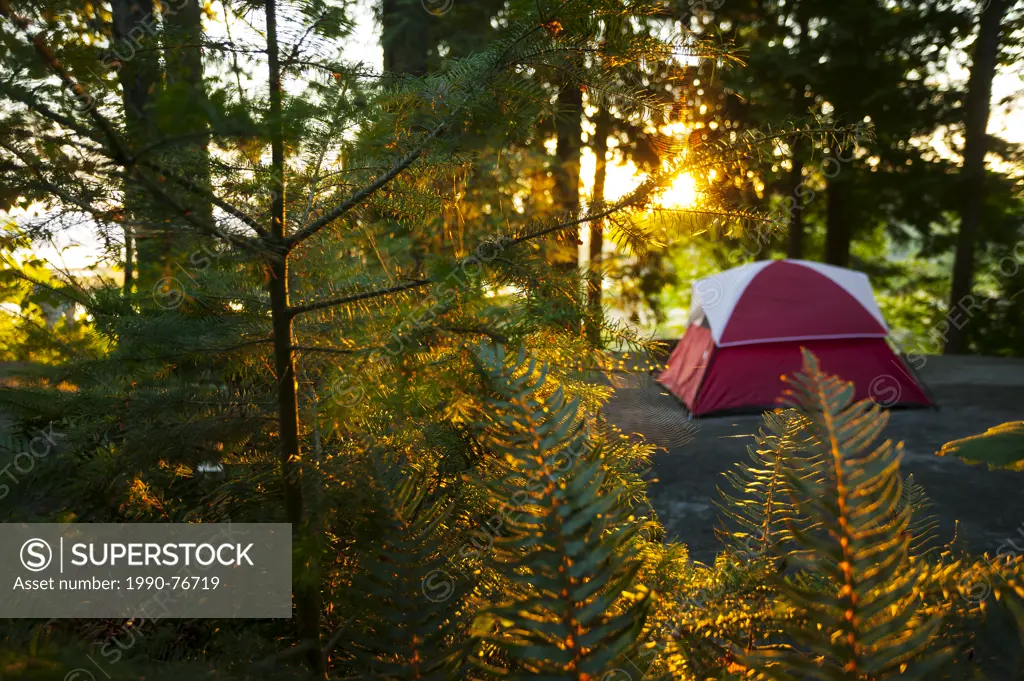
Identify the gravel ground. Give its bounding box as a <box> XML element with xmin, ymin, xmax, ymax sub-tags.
<box><xmin>603</xmin><ymin>354</ymin><xmax>1024</xmax><ymax>565</ymax></box>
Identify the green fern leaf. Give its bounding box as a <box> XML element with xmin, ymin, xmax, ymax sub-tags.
<box><xmin>344</xmin><ymin>453</ymin><xmax>473</xmax><ymax>680</ymax></box>
<box><xmin>897</xmin><ymin>474</ymin><xmax>940</xmax><ymax>558</ymax></box>
<box><xmin>748</xmin><ymin>349</ymin><xmax>951</xmax><ymax>681</ymax></box>
<box><xmin>471</xmin><ymin>342</ymin><xmax>651</xmax><ymax>680</ymax></box>
<box><xmin>714</xmin><ymin>408</ymin><xmax>821</xmax><ymax>562</ymax></box>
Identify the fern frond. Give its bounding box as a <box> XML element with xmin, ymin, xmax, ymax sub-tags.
<box><xmin>714</xmin><ymin>409</ymin><xmax>820</xmax><ymax>563</ymax></box>
<box><xmin>749</xmin><ymin>349</ymin><xmax>951</xmax><ymax>681</ymax></box>
<box><xmin>898</xmin><ymin>474</ymin><xmax>940</xmax><ymax>558</ymax></box>
<box><xmin>344</xmin><ymin>452</ymin><xmax>473</xmax><ymax>680</ymax></box>
<box><xmin>471</xmin><ymin>342</ymin><xmax>651</xmax><ymax>680</ymax></box>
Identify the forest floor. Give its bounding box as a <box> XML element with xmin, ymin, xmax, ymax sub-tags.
<box><xmin>603</xmin><ymin>354</ymin><xmax>1024</xmax><ymax>565</ymax></box>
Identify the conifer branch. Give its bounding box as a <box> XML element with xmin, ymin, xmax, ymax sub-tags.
<box><xmin>290</xmin><ymin>344</ymin><xmax>360</xmax><ymax>355</ymax></box>
<box><xmin>439</xmin><ymin>325</ymin><xmax>509</xmax><ymax>343</ymax></box>
<box><xmin>0</xmin><ymin>254</ymin><xmax>99</xmax><ymax>315</ymax></box>
<box><xmin>0</xmin><ymin>1</ymin><xmax>261</xmax><ymax>250</ymax></box>
<box><xmin>289</xmin><ymin>279</ymin><xmax>431</xmax><ymax>318</ymax></box>
<box><xmin>73</xmin><ymin>338</ymin><xmax>276</xmax><ymax>365</ymax></box>
<box><xmin>136</xmin><ymin>158</ymin><xmax>269</xmax><ymax>238</ymax></box>
<box><xmin>0</xmin><ymin>142</ymin><xmax>119</xmax><ymax>231</ymax></box>
<box><xmin>289</xmin><ymin>186</ymin><xmax>660</xmax><ymax>318</ymax></box>
<box><xmin>0</xmin><ymin>81</ymin><xmax>100</xmax><ymax>141</ymax></box>
<box><xmin>509</xmin><ymin>189</ymin><xmax>656</xmax><ymax>246</ymax></box>
<box><xmin>287</xmin><ymin>117</ymin><xmax>453</xmax><ymax>248</ymax></box>
<box><xmin>0</xmin><ymin>0</ymin><xmax>132</xmax><ymax>165</ymax></box>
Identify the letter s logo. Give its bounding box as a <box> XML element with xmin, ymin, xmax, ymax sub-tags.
<box><xmin>20</xmin><ymin>538</ymin><xmax>53</xmax><ymax>572</ymax></box>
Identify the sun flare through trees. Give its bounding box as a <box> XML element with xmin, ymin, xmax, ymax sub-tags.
<box><xmin>1</xmin><ymin>0</ymin><xmax>1023</xmax><ymax>679</ymax></box>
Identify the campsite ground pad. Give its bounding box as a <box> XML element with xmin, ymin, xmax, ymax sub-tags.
<box><xmin>603</xmin><ymin>353</ymin><xmax>1024</xmax><ymax>565</ymax></box>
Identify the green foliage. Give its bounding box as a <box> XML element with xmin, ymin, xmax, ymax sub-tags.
<box><xmin>747</xmin><ymin>351</ymin><xmax>950</xmax><ymax>680</ymax></box>
<box><xmin>971</xmin><ymin>570</ymin><xmax>1024</xmax><ymax>680</ymax></box>
<box><xmin>938</xmin><ymin>421</ymin><xmax>1024</xmax><ymax>471</ymax></box>
<box><xmin>344</xmin><ymin>453</ymin><xmax>473</xmax><ymax>680</ymax></box>
<box><xmin>471</xmin><ymin>342</ymin><xmax>652</xmax><ymax>679</ymax></box>
<box><xmin>0</xmin><ymin>229</ymin><xmax>107</xmax><ymax>363</ymax></box>
<box><xmin>714</xmin><ymin>409</ymin><xmax>819</xmax><ymax>562</ymax></box>
<box><xmin>898</xmin><ymin>474</ymin><xmax>940</xmax><ymax>558</ymax></box>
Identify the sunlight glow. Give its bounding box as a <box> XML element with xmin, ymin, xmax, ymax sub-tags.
<box><xmin>580</xmin><ymin>119</ymin><xmax>704</xmax><ymax>215</ymax></box>
<box><xmin>658</xmin><ymin>172</ymin><xmax>699</xmax><ymax>209</ymax></box>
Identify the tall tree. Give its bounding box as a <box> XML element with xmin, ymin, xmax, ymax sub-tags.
<box><xmin>824</xmin><ymin>174</ymin><xmax>852</xmax><ymax>266</ymax></box>
<box><xmin>945</xmin><ymin>0</ymin><xmax>1009</xmax><ymax>354</ymax></box>
<box><xmin>109</xmin><ymin>0</ymin><xmax>160</xmax><ymax>294</ymax></box>
<box><xmin>161</xmin><ymin>0</ymin><xmax>213</xmax><ymax>228</ymax></box>
<box><xmin>786</xmin><ymin>9</ymin><xmax>810</xmax><ymax>259</ymax></box>
<box><xmin>714</xmin><ymin>0</ymin><xmax>966</xmax><ymax>268</ymax></box>
<box><xmin>381</xmin><ymin>0</ymin><xmax>430</xmax><ymax>76</ymax></box>
<box><xmin>586</xmin><ymin>105</ymin><xmax>611</xmax><ymax>345</ymax></box>
<box><xmin>551</xmin><ymin>78</ymin><xmax>584</xmax><ymax>270</ymax></box>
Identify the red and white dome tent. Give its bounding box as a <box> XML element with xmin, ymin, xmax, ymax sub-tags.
<box><xmin>657</xmin><ymin>259</ymin><xmax>934</xmax><ymax>417</ymax></box>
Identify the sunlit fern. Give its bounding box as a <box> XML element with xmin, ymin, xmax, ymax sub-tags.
<box><xmin>470</xmin><ymin>342</ymin><xmax>651</xmax><ymax>680</ymax></box>
<box><xmin>972</xmin><ymin>565</ymin><xmax>1024</xmax><ymax>680</ymax></box>
<box><xmin>343</xmin><ymin>452</ymin><xmax>472</xmax><ymax>680</ymax></box>
<box><xmin>748</xmin><ymin>350</ymin><xmax>950</xmax><ymax>681</ymax></box>
<box><xmin>714</xmin><ymin>409</ymin><xmax>820</xmax><ymax>563</ymax></box>
<box><xmin>898</xmin><ymin>474</ymin><xmax>940</xmax><ymax>558</ymax></box>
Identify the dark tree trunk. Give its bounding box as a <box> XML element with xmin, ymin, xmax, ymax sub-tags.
<box><xmin>945</xmin><ymin>0</ymin><xmax>1006</xmax><ymax>355</ymax></box>
<box><xmin>162</xmin><ymin>0</ymin><xmax>212</xmax><ymax>225</ymax></box>
<box><xmin>786</xmin><ymin>140</ymin><xmax>805</xmax><ymax>259</ymax></box>
<box><xmin>382</xmin><ymin>0</ymin><xmax>430</xmax><ymax>77</ymax></box>
<box><xmin>123</xmin><ymin>232</ymin><xmax>135</xmax><ymax>296</ymax></box>
<box><xmin>109</xmin><ymin>0</ymin><xmax>159</xmax><ymax>135</ymax></box>
<box><xmin>109</xmin><ymin>0</ymin><xmax>160</xmax><ymax>295</ymax></box>
<box><xmin>787</xmin><ymin>9</ymin><xmax>809</xmax><ymax>260</ymax></box>
<box><xmin>552</xmin><ymin>80</ymin><xmax>583</xmax><ymax>270</ymax></box>
<box><xmin>265</xmin><ymin>0</ymin><xmax>322</xmax><ymax>673</ymax></box>
<box><xmin>586</xmin><ymin>107</ymin><xmax>611</xmax><ymax>346</ymax></box>
<box><xmin>381</xmin><ymin>0</ymin><xmax>430</xmax><ymax>272</ymax></box>
<box><xmin>825</xmin><ymin>175</ymin><xmax>851</xmax><ymax>267</ymax></box>
<box><xmin>131</xmin><ymin>0</ymin><xmax>212</xmax><ymax>291</ymax></box>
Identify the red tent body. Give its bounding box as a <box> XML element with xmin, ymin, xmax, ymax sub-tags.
<box><xmin>657</xmin><ymin>260</ymin><xmax>932</xmax><ymax>416</ymax></box>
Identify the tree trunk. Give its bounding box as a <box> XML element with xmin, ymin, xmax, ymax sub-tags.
<box><xmin>787</xmin><ymin>9</ymin><xmax>809</xmax><ymax>260</ymax></box>
<box><xmin>109</xmin><ymin>0</ymin><xmax>160</xmax><ymax>295</ymax></box>
<box><xmin>382</xmin><ymin>0</ymin><xmax>430</xmax><ymax>77</ymax></box>
<box><xmin>109</xmin><ymin>0</ymin><xmax>158</xmax><ymax>136</ymax></box>
<box><xmin>129</xmin><ymin>0</ymin><xmax>212</xmax><ymax>293</ymax></box>
<box><xmin>381</xmin><ymin>0</ymin><xmax>430</xmax><ymax>272</ymax></box>
<box><xmin>162</xmin><ymin>0</ymin><xmax>213</xmax><ymax>226</ymax></box>
<box><xmin>586</xmin><ymin>107</ymin><xmax>611</xmax><ymax>346</ymax></box>
<box><xmin>123</xmin><ymin>232</ymin><xmax>135</xmax><ymax>296</ymax></box>
<box><xmin>945</xmin><ymin>0</ymin><xmax>1006</xmax><ymax>355</ymax></box>
<box><xmin>824</xmin><ymin>175</ymin><xmax>851</xmax><ymax>267</ymax></box>
<box><xmin>552</xmin><ymin>80</ymin><xmax>583</xmax><ymax>271</ymax></box>
<box><xmin>786</xmin><ymin>139</ymin><xmax>805</xmax><ymax>259</ymax></box>
<box><xmin>265</xmin><ymin>0</ymin><xmax>322</xmax><ymax>673</ymax></box>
